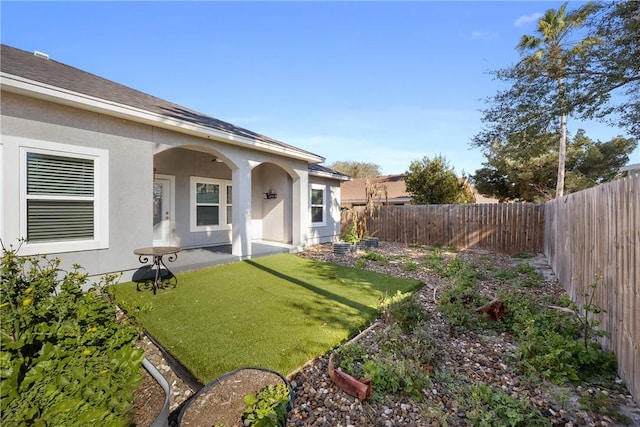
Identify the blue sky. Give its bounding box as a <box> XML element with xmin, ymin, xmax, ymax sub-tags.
<box><xmin>2</xmin><ymin>1</ymin><xmax>638</xmax><ymax>175</ymax></box>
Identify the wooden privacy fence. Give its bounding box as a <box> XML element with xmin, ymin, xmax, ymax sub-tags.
<box><xmin>544</xmin><ymin>175</ymin><xmax>639</xmax><ymax>402</ymax></box>
<box><xmin>343</xmin><ymin>203</ymin><xmax>544</xmax><ymax>253</ymax></box>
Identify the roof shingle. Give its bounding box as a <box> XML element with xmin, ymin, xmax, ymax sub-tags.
<box><xmin>1</xmin><ymin>44</ymin><xmax>322</xmax><ymax>161</ymax></box>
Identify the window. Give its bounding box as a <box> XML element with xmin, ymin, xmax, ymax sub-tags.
<box><xmin>18</xmin><ymin>139</ymin><xmax>109</xmax><ymax>254</ymax></box>
<box><xmin>310</xmin><ymin>184</ymin><xmax>325</xmax><ymax>226</ymax></box>
<box><xmin>226</xmin><ymin>185</ymin><xmax>233</xmax><ymax>225</ymax></box>
<box><xmin>26</xmin><ymin>152</ymin><xmax>95</xmax><ymax>241</ymax></box>
<box><xmin>190</xmin><ymin>177</ymin><xmax>232</xmax><ymax>231</ymax></box>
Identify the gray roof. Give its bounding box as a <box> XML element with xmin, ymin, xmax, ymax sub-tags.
<box><xmin>308</xmin><ymin>163</ymin><xmax>351</xmax><ymax>181</ymax></box>
<box><xmin>1</xmin><ymin>44</ymin><xmax>323</xmax><ymax>162</ymax></box>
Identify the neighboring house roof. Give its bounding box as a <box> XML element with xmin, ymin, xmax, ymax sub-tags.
<box><xmin>341</xmin><ymin>174</ymin><xmax>412</xmax><ymax>205</ymax></box>
<box><xmin>308</xmin><ymin>164</ymin><xmax>352</xmax><ymax>181</ymax></box>
<box><xmin>0</xmin><ymin>44</ymin><xmax>324</xmax><ymax>164</ymax></box>
<box><xmin>619</xmin><ymin>163</ymin><xmax>640</xmax><ymax>176</ymax></box>
<box><xmin>341</xmin><ymin>173</ymin><xmax>500</xmax><ymax>205</ymax></box>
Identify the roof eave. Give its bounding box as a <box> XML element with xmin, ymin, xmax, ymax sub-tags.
<box><xmin>1</xmin><ymin>72</ymin><xmax>324</xmax><ymax>163</ymax></box>
<box><xmin>309</xmin><ymin>170</ymin><xmax>352</xmax><ymax>181</ymax></box>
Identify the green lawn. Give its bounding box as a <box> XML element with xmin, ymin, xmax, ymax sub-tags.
<box><xmin>111</xmin><ymin>253</ymin><xmax>421</xmax><ymax>383</ymax></box>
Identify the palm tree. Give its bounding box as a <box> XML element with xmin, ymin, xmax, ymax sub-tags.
<box><xmin>517</xmin><ymin>2</ymin><xmax>598</xmax><ymax>198</ymax></box>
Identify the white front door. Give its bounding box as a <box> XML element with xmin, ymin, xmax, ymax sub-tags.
<box><xmin>153</xmin><ymin>176</ymin><xmax>174</xmax><ymax>246</ymax></box>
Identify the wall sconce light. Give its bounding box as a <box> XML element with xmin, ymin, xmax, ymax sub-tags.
<box><xmin>264</xmin><ymin>189</ymin><xmax>277</xmax><ymax>199</ymax></box>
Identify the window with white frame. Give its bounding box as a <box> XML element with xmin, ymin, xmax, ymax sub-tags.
<box><xmin>226</xmin><ymin>185</ymin><xmax>233</xmax><ymax>225</ymax></box>
<box><xmin>190</xmin><ymin>177</ymin><xmax>232</xmax><ymax>231</ymax></box>
<box><xmin>18</xmin><ymin>140</ymin><xmax>109</xmax><ymax>254</ymax></box>
<box><xmin>310</xmin><ymin>184</ymin><xmax>326</xmax><ymax>226</ymax></box>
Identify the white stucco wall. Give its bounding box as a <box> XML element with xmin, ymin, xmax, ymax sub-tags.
<box><xmin>307</xmin><ymin>175</ymin><xmax>343</xmax><ymax>245</ymax></box>
<box><xmin>251</xmin><ymin>163</ymin><xmax>293</xmax><ymax>243</ymax></box>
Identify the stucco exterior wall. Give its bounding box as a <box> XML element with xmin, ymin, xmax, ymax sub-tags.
<box><xmin>1</xmin><ymin>92</ymin><xmax>151</xmax><ymax>278</ymax></box>
<box><xmin>252</xmin><ymin>163</ymin><xmax>293</xmax><ymax>243</ymax></box>
<box><xmin>307</xmin><ymin>175</ymin><xmax>342</xmax><ymax>245</ymax></box>
<box><xmin>154</xmin><ymin>147</ymin><xmax>233</xmax><ymax>249</ymax></box>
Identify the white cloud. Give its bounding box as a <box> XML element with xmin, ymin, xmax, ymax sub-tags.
<box><xmin>470</xmin><ymin>31</ymin><xmax>497</xmax><ymax>41</ymax></box>
<box><xmin>514</xmin><ymin>12</ymin><xmax>543</xmax><ymax>27</ymax></box>
<box><xmin>459</xmin><ymin>31</ymin><xmax>497</xmax><ymax>41</ymax></box>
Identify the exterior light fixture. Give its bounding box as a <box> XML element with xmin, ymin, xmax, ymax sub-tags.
<box><xmin>264</xmin><ymin>189</ymin><xmax>277</xmax><ymax>199</ymax></box>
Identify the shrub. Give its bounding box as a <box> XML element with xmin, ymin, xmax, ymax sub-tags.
<box><xmin>0</xmin><ymin>248</ymin><xmax>143</xmax><ymax>426</ymax></box>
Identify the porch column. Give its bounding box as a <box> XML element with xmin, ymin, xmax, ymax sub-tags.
<box><xmin>232</xmin><ymin>161</ymin><xmax>252</xmax><ymax>258</ymax></box>
<box><xmin>291</xmin><ymin>172</ymin><xmax>308</xmax><ymax>247</ymax></box>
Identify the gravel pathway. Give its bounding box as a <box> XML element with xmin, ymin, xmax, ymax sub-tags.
<box><xmin>140</xmin><ymin>242</ymin><xmax>640</xmax><ymax>426</ymax></box>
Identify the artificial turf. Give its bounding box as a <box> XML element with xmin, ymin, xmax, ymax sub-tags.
<box><xmin>111</xmin><ymin>253</ymin><xmax>421</xmax><ymax>383</ymax></box>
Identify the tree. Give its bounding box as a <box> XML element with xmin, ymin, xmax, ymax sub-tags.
<box><xmin>472</xmin><ymin>130</ymin><xmax>637</xmax><ymax>202</ymax></box>
<box><xmin>405</xmin><ymin>155</ymin><xmax>473</xmax><ymax>205</ymax></box>
<box><xmin>328</xmin><ymin>161</ymin><xmax>381</xmax><ymax>178</ymax></box>
<box><xmin>573</xmin><ymin>1</ymin><xmax>640</xmax><ymax>138</ymax></box>
<box><xmin>474</xmin><ymin>2</ymin><xmax>598</xmax><ymax>199</ymax></box>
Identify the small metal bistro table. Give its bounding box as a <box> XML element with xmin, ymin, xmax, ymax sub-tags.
<box><xmin>133</xmin><ymin>246</ymin><xmax>181</xmax><ymax>294</ymax></box>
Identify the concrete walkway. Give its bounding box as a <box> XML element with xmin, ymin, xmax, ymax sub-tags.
<box><xmin>168</xmin><ymin>241</ymin><xmax>300</xmax><ymax>274</ymax></box>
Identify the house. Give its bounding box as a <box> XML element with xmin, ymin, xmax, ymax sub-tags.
<box><xmin>340</xmin><ymin>173</ymin><xmax>498</xmax><ymax>207</ymax></box>
<box><xmin>0</xmin><ymin>44</ymin><xmax>349</xmax><ymax>281</ymax></box>
<box><xmin>341</xmin><ymin>174</ymin><xmax>411</xmax><ymax>208</ymax></box>
<box><xmin>619</xmin><ymin>163</ymin><xmax>640</xmax><ymax>177</ymax></box>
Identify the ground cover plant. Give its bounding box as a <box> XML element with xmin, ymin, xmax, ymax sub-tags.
<box><xmin>111</xmin><ymin>253</ymin><xmax>421</xmax><ymax>383</ymax></box>
<box><xmin>0</xmin><ymin>248</ymin><xmax>143</xmax><ymax>426</ymax></box>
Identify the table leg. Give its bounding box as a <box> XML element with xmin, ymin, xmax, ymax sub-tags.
<box><xmin>152</xmin><ymin>254</ymin><xmax>178</xmax><ymax>294</ymax></box>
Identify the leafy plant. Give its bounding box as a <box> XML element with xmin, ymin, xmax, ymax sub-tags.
<box><xmin>381</xmin><ymin>291</ymin><xmax>428</xmax><ymax>332</ymax></box>
<box><xmin>335</xmin><ymin>334</ymin><xmax>432</xmax><ymax>402</ymax></box>
<box><xmin>0</xmin><ymin>248</ymin><xmax>143</xmax><ymax>426</ymax></box>
<box><xmin>571</xmin><ymin>274</ymin><xmax>608</xmax><ymax>349</ymax></box>
<box><xmin>362</xmin><ymin>356</ymin><xmax>430</xmax><ymax>401</ymax></box>
<box><xmin>242</xmin><ymin>383</ymin><xmax>291</xmax><ymax>427</ymax></box>
<box><xmin>334</xmin><ymin>342</ymin><xmax>368</xmax><ymax>379</ymax></box>
<box><xmin>341</xmin><ymin>227</ymin><xmax>360</xmax><ymax>244</ymax></box>
<box><xmin>403</xmin><ymin>261</ymin><xmax>417</xmax><ymax>272</ymax></box>
<box><xmin>463</xmin><ymin>384</ymin><xmax>550</xmax><ymax>426</ymax></box>
<box><xmin>578</xmin><ymin>390</ymin><xmax>632</xmax><ymax>425</ymax></box>
<box><xmin>424</xmin><ymin>250</ymin><xmax>445</xmax><ymax>270</ymax></box>
<box><xmin>354</xmin><ymin>260</ymin><xmax>367</xmax><ymax>269</ymax></box>
<box><xmin>494</xmin><ymin>268</ymin><xmax>518</xmax><ymax>281</ymax></box>
<box><xmin>360</xmin><ymin>251</ymin><xmax>388</xmax><ymax>265</ymax></box>
<box><xmin>508</xmin><ymin>292</ymin><xmax>618</xmax><ymax>384</ymax></box>
<box><xmin>516</xmin><ymin>263</ymin><xmax>538</xmax><ymax>276</ymax></box>
<box><xmin>378</xmin><ymin>323</ymin><xmax>436</xmax><ymax>366</ymax></box>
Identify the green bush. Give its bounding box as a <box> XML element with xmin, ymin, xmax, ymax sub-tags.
<box><xmin>0</xmin><ymin>249</ymin><xmax>143</xmax><ymax>426</ymax></box>
<box><xmin>502</xmin><ymin>294</ymin><xmax>618</xmax><ymax>384</ymax></box>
